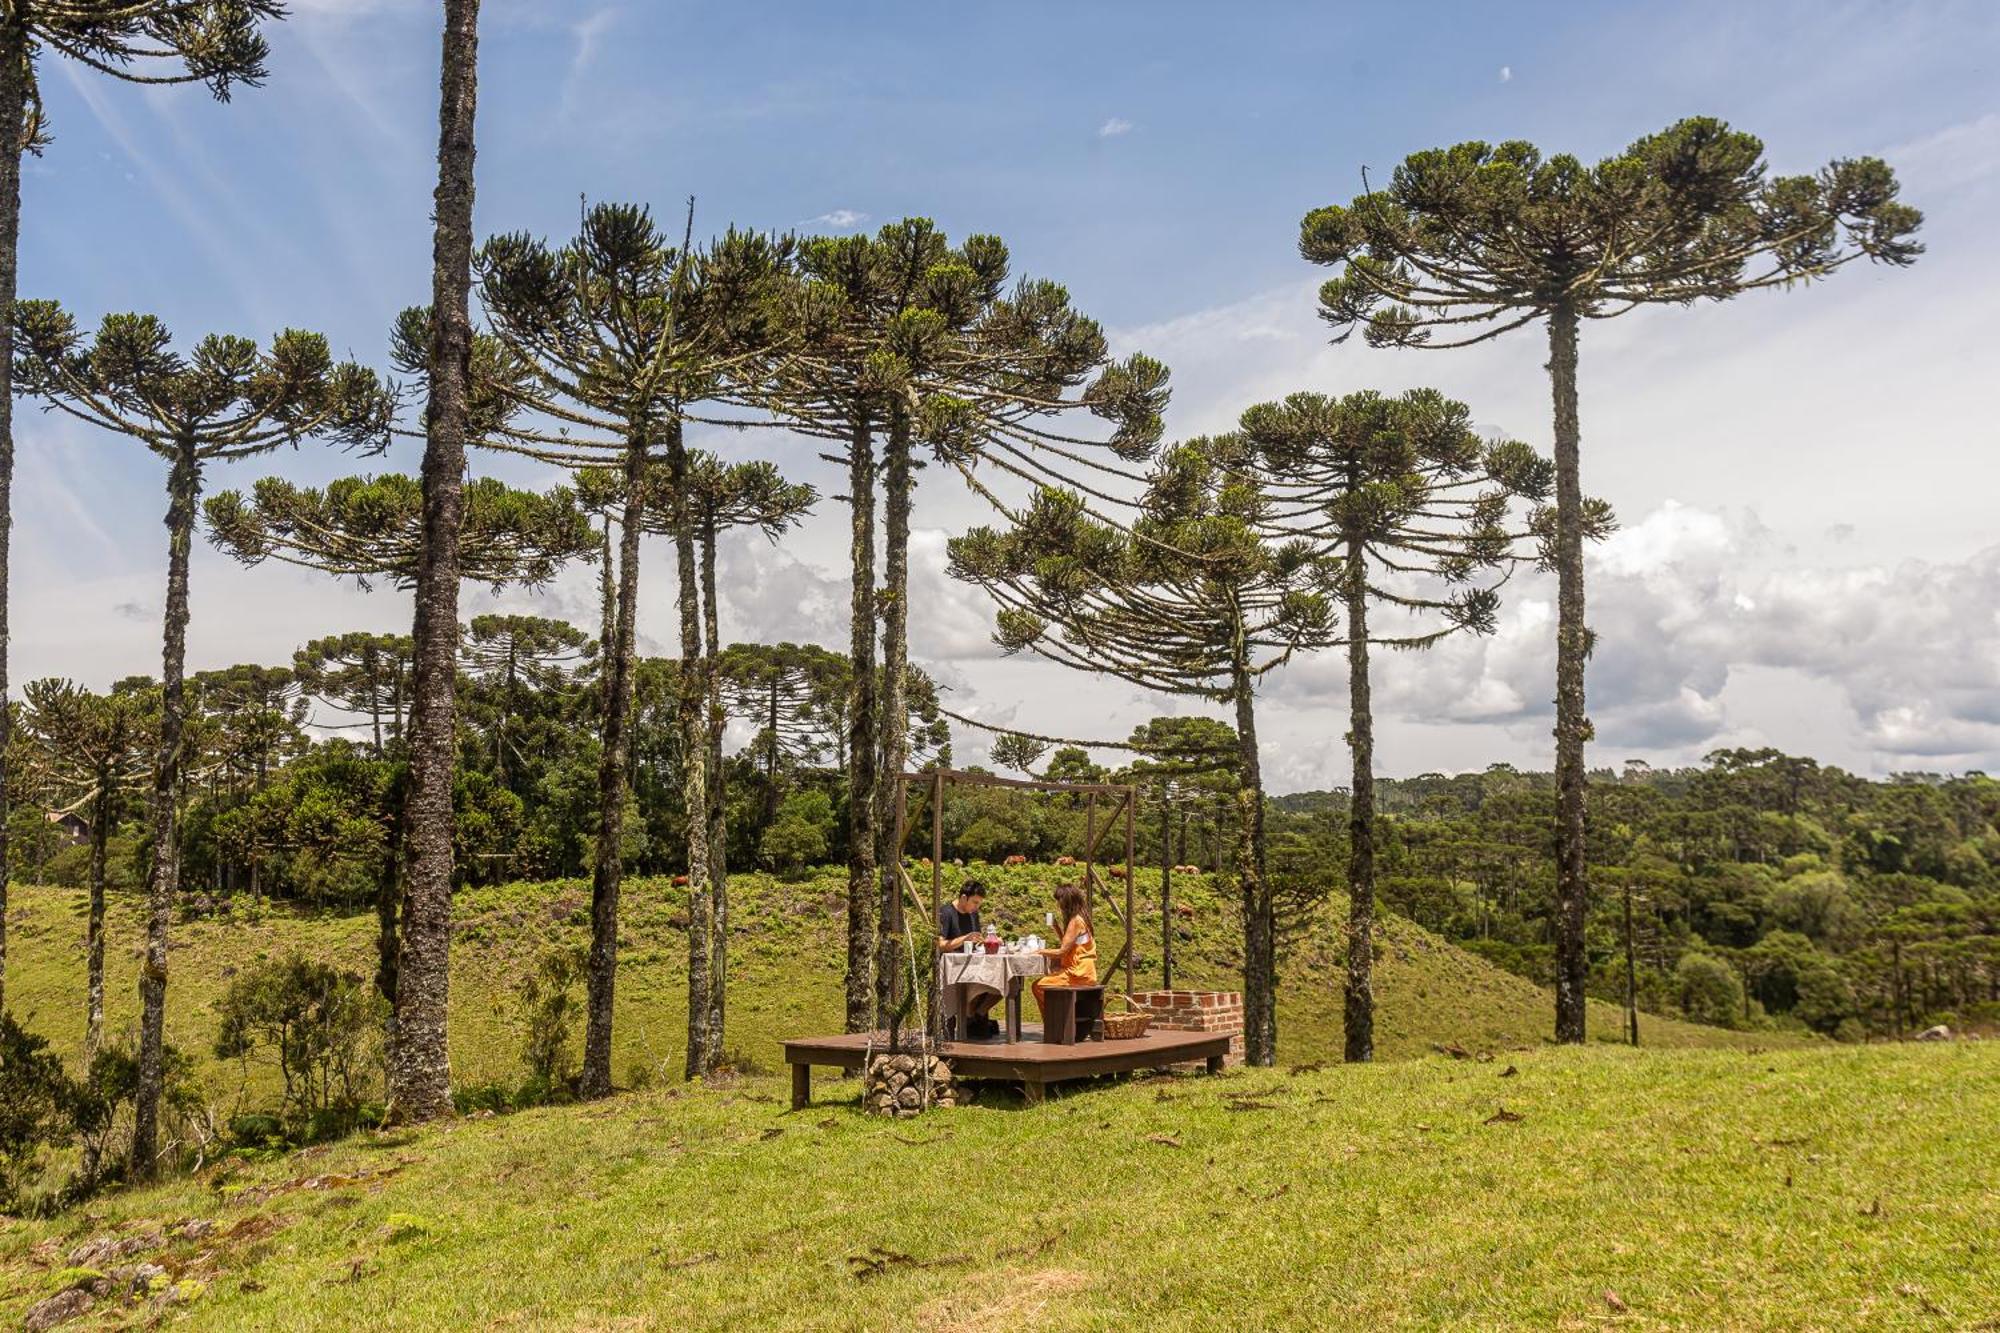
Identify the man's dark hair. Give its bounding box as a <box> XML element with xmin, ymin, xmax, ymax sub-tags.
<box><xmin>958</xmin><ymin>880</ymin><xmax>988</xmax><ymax>900</ymax></box>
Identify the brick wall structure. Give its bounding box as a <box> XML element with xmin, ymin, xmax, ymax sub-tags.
<box><xmin>1127</xmin><ymin>990</ymin><xmax>1245</xmax><ymax>1066</ymax></box>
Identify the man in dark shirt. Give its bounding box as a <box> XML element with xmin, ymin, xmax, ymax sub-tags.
<box><xmin>936</xmin><ymin>881</ymin><xmax>1000</xmax><ymax>1038</ymax></box>
<box><xmin>936</xmin><ymin>881</ymin><xmax>988</xmax><ymax>952</ymax></box>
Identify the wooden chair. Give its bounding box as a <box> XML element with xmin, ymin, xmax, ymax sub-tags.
<box><xmin>1040</xmin><ymin>985</ymin><xmax>1106</xmax><ymax>1045</ymax></box>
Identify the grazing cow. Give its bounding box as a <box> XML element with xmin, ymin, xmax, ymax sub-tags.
<box><xmin>1003</xmin><ymin>854</ymin><xmax>1028</xmax><ymax>867</ymax></box>
<box><xmin>1055</xmin><ymin>855</ymin><xmax>1076</xmax><ymax>867</ymax></box>
<box><xmin>1109</xmin><ymin>866</ymin><xmax>1129</xmax><ymax>880</ymax></box>
<box><xmin>1174</xmin><ymin>903</ymin><xmax>1196</xmax><ymax>919</ymax></box>
<box><xmin>672</xmin><ymin>874</ymin><xmax>690</xmax><ymax>887</ymax></box>
<box><xmin>1173</xmin><ymin>864</ymin><xmax>1202</xmax><ymax>875</ymax></box>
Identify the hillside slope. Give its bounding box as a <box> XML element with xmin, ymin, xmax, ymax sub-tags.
<box><xmin>6</xmin><ymin>866</ymin><xmax>1777</xmax><ymax>1097</ymax></box>
<box><xmin>1</xmin><ymin>1042</ymin><xmax>1990</xmax><ymax>1329</ymax></box>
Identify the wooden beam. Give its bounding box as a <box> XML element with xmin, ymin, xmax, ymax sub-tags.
<box><xmin>899</xmin><ymin>767</ymin><xmax>1133</xmax><ymax>797</ymax></box>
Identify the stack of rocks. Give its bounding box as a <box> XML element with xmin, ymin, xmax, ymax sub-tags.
<box><xmin>862</xmin><ymin>1049</ymin><xmax>958</xmax><ymax>1116</ymax></box>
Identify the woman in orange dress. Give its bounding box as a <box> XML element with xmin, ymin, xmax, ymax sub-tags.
<box><xmin>1032</xmin><ymin>881</ymin><xmax>1098</xmax><ymax>1016</ymax></box>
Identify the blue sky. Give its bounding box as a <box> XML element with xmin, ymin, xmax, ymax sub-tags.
<box><xmin>16</xmin><ymin>1</ymin><xmax>2000</xmax><ymax>784</ymax></box>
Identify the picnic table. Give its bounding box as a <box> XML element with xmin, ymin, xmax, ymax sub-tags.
<box><xmin>938</xmin><ymin>949</ymin><xmax>1048</xmax><ymax>1043</ymax></box>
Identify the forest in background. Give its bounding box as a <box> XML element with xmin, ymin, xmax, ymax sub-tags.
<box><xmin>17</xmin><ymin>635</ymin><xmax>1994</xmax><ymax>1051</ymax></box>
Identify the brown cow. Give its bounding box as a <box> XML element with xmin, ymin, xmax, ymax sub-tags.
<box><xmin>1003</xmin><ymin>854</ymin><xmax>1028</xmax><ymax>867</ymax></box>
<box><xmin>1055</xmin><ymin>855</ymin><xmax>1076</xmax><ymax>867</ymax></box>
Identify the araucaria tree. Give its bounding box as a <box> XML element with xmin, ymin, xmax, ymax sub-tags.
<box><xmin>0</xmin><ymin>0</ymin><xmax>282</xmax><ymax>1014</ymax></box>
<box><xmin>951</xmin><ymin>437</ymin><xmax>1333</xmax><ymax>1065</ymax></box>
<box><xmin>575</xmin><ymin>451</ymin><xmax>814</xmax><ymax>1069</ymax></box>
<box><xmin>394</xmin><ymin>0</ymin><xmax>485</xmax><ymax>1122</ymax></box>
<box><xmin>288</xmin><ymin>631</ymin><xmax>414</xmax><ymax>757</ymax></box>
<box><xmin>1301</xmin><ymin>118</ymin><xmax>1922</xmax><ymax>1041</ymax></box>
<box><xmin>677</xmin><ymin>454</ymin><xmax>814</xmax><ymax>1071</ymax></box>
<box><xmin>18</xmin><ymin>677</ymin><xmax>151</xmax><ymax>1055</ymax></box>
<box><xmin>775</xmin><ymin>219</ymin><xmax>1166</xmax><ymax>1036</ymax></box>
<box><xmin>1120</xmin><ymin>714</ymin><xmax>1239</xmax><ymax>992</ymax></box>
<box><xmin>1237</xmin><ymin>388</ymin><xmax>1559</xmax><ymax>1061</ymax></box>
<box><xmin>206</xmin><ymin>469</ymin><xmax>594</xmax><ymax>1045</ymax></box>
<box><xmin>11</xmin><ymin>304</ymin><xmax>391</xmax><ymax>1174</ymax></box>
<box><xmin>473</xmin><ymin>203</ymin><xmax>791</xmax><ymax>1093</ymax></box>
<box><xmin>461</xmin><ymin>613</ymin><xmax>600</xmax><ymax>795</ymax></box>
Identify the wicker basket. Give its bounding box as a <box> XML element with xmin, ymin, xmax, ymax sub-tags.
<box><xmin>1100</xmin><ymin>1002</ymin><xmax>1152</xmax><ymax>1041</ymax></box>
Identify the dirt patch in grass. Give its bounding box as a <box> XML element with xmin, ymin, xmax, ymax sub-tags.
<box><xmin>916</xmin><ymin>1268</ymin><xmax>1093</xmax><ymax>1330</ymax></box>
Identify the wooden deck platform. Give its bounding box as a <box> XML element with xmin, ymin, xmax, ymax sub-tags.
<box><xmin>783</xmin><ymin>1026</ymin><xmax>1232</xmax><ymax>1106</ymax></box>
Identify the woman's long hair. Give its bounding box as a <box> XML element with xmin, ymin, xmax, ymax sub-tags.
<box><xmin>1053</xmin><ymin>881</ymin><xmax>1088</xmax><ymax>931</ymax></box>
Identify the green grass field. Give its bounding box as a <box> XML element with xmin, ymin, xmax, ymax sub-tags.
<box><xmin>15</xmin><ymin>867</ymin><xmax>1944</xmax><ymax>1329</ymax></box>
<box><xmin>2</xmin><ymin>1042</ymin><xmax>1993</xmax><ymax>1329</ymax></box>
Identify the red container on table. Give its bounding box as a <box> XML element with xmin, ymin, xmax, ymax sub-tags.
<box><xmin>982</xmin><ymin>936</ymin><xmax>1002</xmax><ymax>954</ymax></box>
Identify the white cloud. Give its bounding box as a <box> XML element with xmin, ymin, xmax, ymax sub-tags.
<box><xmin>1885</xmin><ymin>112</ymin><xmax>2000</xmax><ymax>194</ymax></box>
<box><xmin>805</xmin><ymin>209</ymin><xmax>869</xmax><ymax>229</ymax></box>
<box><xmin>571</xmin><ymin>7</ymin><xmax>619</xmax><ymax>76</ymax></box>
<box><xmin>1098</xmin><ymin>117</ymin><xmax>1134</xmax><ymax>139</ymax></box>
<box><xmin>1498</xmin><ymin>65</ymin><xmax>1512</xmax><ymax>83</ymax></box>
<box><xmin>1261</xmin><ymin>500</ymin><xmax>2000</xmax><ymax>774</ymax></box>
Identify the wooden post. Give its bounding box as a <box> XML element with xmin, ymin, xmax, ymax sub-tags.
<box><xmin>930</xmin><ymin>770</ymin><xmax>945</xmax><ymax>1043</ymax></box>
<box><xmin>1160</xmin><ymin>791</ymin><xmax>1174</xmax><ymax>992</ymax></box>
<box><xmin>1123</xmin><ymin>788</ymin><xmax>1135</xmax><ymax>999</ymax></box>
<box><xmin>888</xmin><ymin>778</ymin><xmax>908</xmax><ymax>1051</ymax></box>
<box><xmin>1084</xmin><ymin>791</ymin><xmax>1096</xmax><ymax>917</ymax></box>
<box><xmin>791</xmin><ymin>1061</ymin><xmax>811</xmax><ymax>1110</ymax></box>
<box><xmin>1623</xmin><ymin>883</ymin><xmax>1639</xmax><ymax>1047</ymax></box>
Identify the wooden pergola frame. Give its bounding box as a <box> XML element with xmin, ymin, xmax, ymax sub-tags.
<box><xmin>885</xmin><ymin>767</ymin><xmax>1138</xmax><ymax>1040</ymax></box>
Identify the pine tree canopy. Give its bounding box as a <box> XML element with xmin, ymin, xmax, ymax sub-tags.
<box><xmin>1300</xmin><ymin>116</ymin><xmax>1923</xmax><ymax>348</ymax></box>
<box><xmin>949</xmin><ymin>436</ymin><xmax>1336</xmax><ymax>700</ymax></box>
<box><xmin>1234</xmin><ymin>387</ymin><xmax>1567</xmax><ymax>644</ymax></box>
<box><xmin>12</xmin><ymin>303</ymin><xmax>393</xmax><ymax>459</ymax></box>
<box><xmin>10</xmin><ymin>0</ymin><xmax>281</xmax><ymax>150</ymax></box>
<box><xmin>204</xmin><ymin>474</ymin><xmax>597</xmax><ymax>591</ymax></box>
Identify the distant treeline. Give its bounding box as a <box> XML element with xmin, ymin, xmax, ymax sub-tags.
<box><xmin>1267</xmin><ymin>751</ymin><xmax>1999</xmax><ymax>1041</ymax></box>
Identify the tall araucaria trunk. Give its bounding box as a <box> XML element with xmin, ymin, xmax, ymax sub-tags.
<box><xmin>132</xmin><ymin>442</ymin><xmax>198</xmax><ymax>1179</ymax></box>
<box><xmin>764</xmin><ymin>678</ymin><xmax>780</xmax><ymax>827</ymax></box>
<box><xmin>365</xmin><ymin>639</ymin><xmax>384</xmax><ymax>756</ymax></box>
<box><xmin>596</xmin><ymin>512</ymin><xmax>614</xmax><ymax>713</ymax></box>
<box><xmin>86</xmin><ymin>775</ymin><xmax>111</xmax><ymax>1058</ymax></box>
<box><xmin>1548</xmin><ymin>303</ymin><xmax>1590</xmax><ymax>1045</ymax></box>
<box><xmin>581</xmin><ymin>444</ymin><xmax>645</xmax><ymax>1097</ymax></box>
<box><xmin>700</xmin><ymin>514</ymin><xmax>727</xmax><ymax>1062</ymax></box>
<box><xmin>1159</xmin><ymin>793</ymin><xmax>1174</xmax><ymax>992</ymax></box>
<box><xmin>392</xmin><ymin>0</ymin><xmax>483</xmax><ymax>1123</ymax></box>
<box><xmin>844</xmin><ymin>413</ymin><xmax>878</xmax><ymax>1033</ymax></box>
<box><xmin>1230</xmin><ymin>652</ymin><xmax>1275</xmax><ymax>1067</ymax></box>
<box><xmin>1342</xmin><ymin>539</ymin><xmax>1375</xmax><ymax>1064</ymax></box>
<box><xmin>873</xmin><ymin>407</ymin><xmax>912</xmax><ymax>1029</ymax></box>
<box><xmin>0</xmin><ymin>16</ymin><xmax>27</xmax><ymax>1013</ymax></box>
<box><xmin>671</xmin><ymin>423</ymin><xmax>716</xmax><ymax>1080</ymax></box>
<box><xmin>375</xmin><ymin>765</ymin><xmax>408</xmax><ymax>1070</ymax></box>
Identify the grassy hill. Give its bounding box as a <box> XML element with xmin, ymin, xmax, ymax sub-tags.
<box><xmin>1</xmin><ymin>1042</ymin><xmax>1992</xmax><ymax>1329</ymax></box>
<box><xmin>2</xmin><ymin>863</ymin><xmax>1776</xmax><ymax>1098</ymax></box>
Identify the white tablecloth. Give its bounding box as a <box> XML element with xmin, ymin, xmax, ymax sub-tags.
<box><xmin>937</xmin><ymin>951</ymin><xmax>1048</xmax><ymax>1018</ymax></box>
